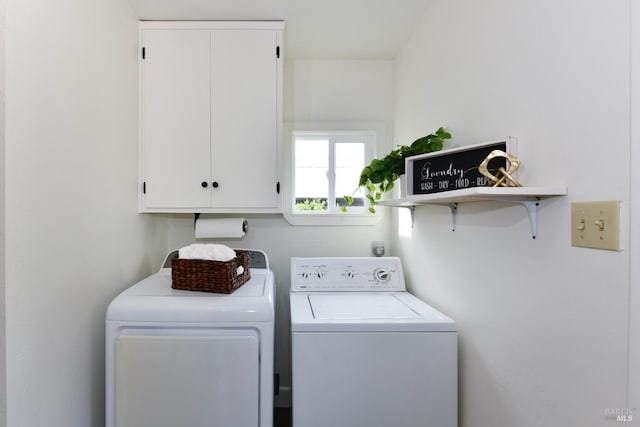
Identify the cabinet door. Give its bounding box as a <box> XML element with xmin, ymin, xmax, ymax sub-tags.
<box><xmin>141</xmin><ymin>30</ymin><xmax>212</xmax><ymax>209</ymax></box>
<box><xmin>210</xmin><ymin>30</ymin><xmax>280</xmax><ymax>209</ymax></box>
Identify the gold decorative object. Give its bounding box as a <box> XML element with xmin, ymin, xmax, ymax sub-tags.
<box><xmin>478</xmin><ymin>150</ymin><xmax>522</xmax><ymax>187</ymax></box>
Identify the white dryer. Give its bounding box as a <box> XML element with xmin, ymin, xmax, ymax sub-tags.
<box><xmin>290</xmin><ymin>257</ymin><xmax>457</xmax><ymax>427</ymax></box>
<box><xmin>106</xmin><ymin>249</ymin><xmax>275</xmax><ymax>427</ymax></box>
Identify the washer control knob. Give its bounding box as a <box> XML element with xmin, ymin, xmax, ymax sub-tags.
<box><xmin>374</xmin><ymin>268</ymin><xmax>391</xmax><ymax>282</ymax></box>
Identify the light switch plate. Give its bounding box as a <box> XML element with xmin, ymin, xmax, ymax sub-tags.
<box><xmin>571</xmin><ymin>201</ymin><xmax>620</xmax><ymax>251</ymax></box>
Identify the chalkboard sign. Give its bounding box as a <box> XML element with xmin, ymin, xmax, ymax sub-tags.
<box><xmin>406</xmin><ymin>138</ymin><xmax>517</xmax><ymax>195</ymax></box>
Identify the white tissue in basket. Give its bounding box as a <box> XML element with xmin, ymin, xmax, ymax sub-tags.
<box><xmin>178</xmin><ymin>244</ymin><xmax>236</xmax><ymax>262</ymax></box>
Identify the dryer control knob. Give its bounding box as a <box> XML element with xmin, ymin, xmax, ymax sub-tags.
<box><xmin>374</xmin><ymin>268</ymin><xmax>391</xmax><ymax>282</ymax></box>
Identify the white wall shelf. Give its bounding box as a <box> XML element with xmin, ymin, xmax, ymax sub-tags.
<box><xmin>378</xmin><ymin>186</ymin><xmax>567</xmax><ymax>238</ymax></box>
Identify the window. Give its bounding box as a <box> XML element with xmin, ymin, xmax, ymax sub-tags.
<box><xmin>283</xmin><ymin>122</ymin><xmax>385</xmax><ymax>226</ymax></box>
<box><xmin>292</xmin><ymin>130</ymin><xmax>374</xmax><ymax>214</ymax></box>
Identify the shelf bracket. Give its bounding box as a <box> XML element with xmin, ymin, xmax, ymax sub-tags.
<box><xmin>521</xmin><ymin>198</ymin><xmax>540</xmax><ymax>239</ymax></box>
<box><xmin>400</xmin><ymin>206</ymin><xmax>416</xmax><ymax>227</ymax></box>
<box><xmin>430</xmin><ymin>203</ymin><xmax>458</xmax><ymax>232</ymax></box>
<box><xmin>480</xmin><ymin>197</ymin><xmax>540</xmax><ymax>239</ymax></box>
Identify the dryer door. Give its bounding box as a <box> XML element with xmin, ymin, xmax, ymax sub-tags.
<box><xmin>115</xmin><ymin>335</ymin><xmax>259</xmax><ymax>427</ymax></box>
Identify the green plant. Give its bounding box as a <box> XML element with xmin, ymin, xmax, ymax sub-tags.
<box><xmin>342</xmin><ymin>127</ymin><xmax>451</xmax><ymax>213</ymax></box>
<box><xmin>295</xmin><ymin>198</ymin><xmax>327</xmax><ymax>211</ymax></box>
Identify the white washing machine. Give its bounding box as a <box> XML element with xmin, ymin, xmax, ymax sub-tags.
<box><xmin>290</xmin><ymin>257</ymin><xmax>457</xmax><ymax>427</ymax></box>
<box><xmin>106</xmin><ymin>249</ymin><xmax>275</xmax><ymax>427</ymax></box>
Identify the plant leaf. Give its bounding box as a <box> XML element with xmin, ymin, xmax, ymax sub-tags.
<box><xmin>369</xmin><ymin>159</ymin><xmax>385</xmax><ymax>171</ymax></box>
<box><xmin>365</xmin><ymin>182</ymin><xmax>376</xmax><ymax>193</ymax></box>
<box><xmin>368</xmin><ymin>171</ymin><xmax>385</xmax><ymax>184</ymax></box>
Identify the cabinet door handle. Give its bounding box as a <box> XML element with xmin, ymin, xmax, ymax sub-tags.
<box><xmin>201</xmin><ymin>181</ymin><xmax>208</xmax><ymax>188</ymax></box>
<box><xmin>212</xmin><ymin>181</ymin><xmax>219</xmax><ymax>188</ymax></box>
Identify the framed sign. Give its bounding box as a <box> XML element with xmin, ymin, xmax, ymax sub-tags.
<box><xmin>406</xmin><ymin>138</ymin><xmax>517</xmax><ymax>195</ymax></box>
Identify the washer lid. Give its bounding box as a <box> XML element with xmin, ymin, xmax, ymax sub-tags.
<box><xmin>106</xmin><ymin>268</ymin><xmax>274</xmax><ymax>323</ymax></box>
<box><xmin>291</xmin><ymin>292</ymin><xmax>456</xmax><ymax>332</ymax></box>
<box><xmin>309</xmin><ymin>294</ymin><xmax>421</xmax><ymax>320</ymax></box>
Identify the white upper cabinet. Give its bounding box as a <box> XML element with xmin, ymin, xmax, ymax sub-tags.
<box><xmin>139</xmin><ymin>22</ymin><xmax>284</xmax><ymax>213</ymax></box>
<box><xmin>141</xmin><ymin>29</ymin><xmax>212</xmax><ymax>209</ymax></box>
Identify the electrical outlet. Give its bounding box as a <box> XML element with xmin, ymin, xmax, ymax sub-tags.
<box><xmin>571</xmin><ymin>201</ymin><xmax>620</xmax><ymax>251</ymax></box>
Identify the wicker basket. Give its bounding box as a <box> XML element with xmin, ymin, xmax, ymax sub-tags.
<box><xmin>171</xmin><ymin>250</ymin><xmax>251</xmax><ymax>294</ymax></box>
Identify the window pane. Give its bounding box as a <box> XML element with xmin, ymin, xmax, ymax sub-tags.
<box><xmin>295</xmin><ymin>139</ymin><xmax>328</xmax><ymax>211</ymax></box>
<box><xmin>335</xmin><ymin>142</ymin><xmax>365</xmax><ymax>207</ymax></box>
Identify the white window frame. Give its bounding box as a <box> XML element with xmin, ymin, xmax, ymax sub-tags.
<box><xmin>283</xmin><ymin>121</ymin><xmax>386</xmax><ymax>226</ymax></box>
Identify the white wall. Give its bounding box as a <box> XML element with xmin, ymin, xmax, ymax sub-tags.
<box><xmin>0</xmin><ymin>0</ymin><xmax>5</xmax><ymax>424</ymax></box>
<box><xmin>4</xmin><ymin>1</ymin><xmax>167</xmax><ymax>426</ymax></box>
<box><xmin>629</xmin><ymin>0</ymin><xmax>640</xmax><ymax>416</ymax></box>
<box><xmin>165</xmin><ymin>59</ymin><xmax>394</xmax><ymax>405</ymax></box>
<box><xmin>393</xmin><ymin>1</ymin><xmax>631</xmax><ymax>426</ymax></box>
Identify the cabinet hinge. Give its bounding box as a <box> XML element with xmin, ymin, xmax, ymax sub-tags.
<box><xmin>142</xmin><ymin>47</ymin><xmax>146</xmax><ymax>60</ymax></box>
<box><xmin>143</xmin><ymin>181</ymin><xmax>146</xmax><ymax>194</ymax></box>
<box><xmin>276</xmin><ymin>46</ymin><xmax>280</xmax><ymax>59</ymax></box>
<box><xmin>276</xmin><ymin>182</ymin><xmax>280</xmax><ymax>194</ymax></box>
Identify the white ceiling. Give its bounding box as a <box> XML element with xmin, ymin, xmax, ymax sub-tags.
<box><xmin>127</xmin><ymin>0</ymin><xmax>431</xmax><ymax>59</ymax></box>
